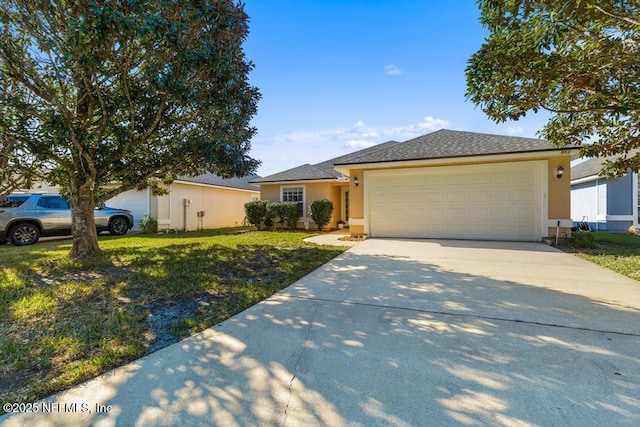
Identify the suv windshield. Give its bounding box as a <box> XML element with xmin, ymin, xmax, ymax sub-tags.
<box><xmin>0</xmin><ymin>196</ymin><xmax>29</xmax><ymax>208</ymax></box>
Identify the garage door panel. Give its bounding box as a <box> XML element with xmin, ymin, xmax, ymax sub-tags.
<box><xmin>447</xmin><ymin>192</ymin><xmax>467</xmax><ymax>202</ymax></box>
<box><xmin>490</xmin><ymin>190</ymin><xmax>513</xmax><ymax>202</ymax></box>
<box><xmin>367</xmin><ymin>162</ymin><xmax>542</xmax><ymax>241</ymax></box>
<box><xmin>468</xmin><ymin>191</ymin><xmax>489</xmax><ymax>202</ymax></box>
<box><xmin>426</xmin><ymin>191</ymin><xmax>446</xmax><ymax>202</ymax></box>
<box><xmin>514</xmin><ymin>189</ymin><xmax>535</xmax><ymax>201</ymax></box>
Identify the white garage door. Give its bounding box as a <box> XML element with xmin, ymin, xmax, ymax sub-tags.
<box><xmin>367</xmin><ymin>161</ymin><xmax>544</xmax><ymax>241</ymax></box>
<box><xmin>105</xmin><ymin>189</ymin><xmax>150</xmax><ymax>230</ymax></box>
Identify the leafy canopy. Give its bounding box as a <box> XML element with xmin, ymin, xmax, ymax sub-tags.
<box><xmin>0</xmin><ymin>0</ymin><xmax>260</xmax><ymax>201</ymax></box>
<box><xmin>466</xmin><ymin>0</ymin><xmax>640</xmax><ymax>176</ymax></box>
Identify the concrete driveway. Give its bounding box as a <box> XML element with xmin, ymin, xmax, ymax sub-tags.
<box><xmin>2</xmin><ymin>239</ymin><xmax>640</xmax><ymax>426</ymax></box>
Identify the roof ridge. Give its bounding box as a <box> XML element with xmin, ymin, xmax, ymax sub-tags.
<box><xmin>324</xmin><ymin>139</ymin><xmax>402</xmax><ymax>166</ymax></box>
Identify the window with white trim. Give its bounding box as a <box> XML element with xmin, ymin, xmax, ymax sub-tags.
<box><xmin>281</xmin><ymin>186</ymin><xmax>305</xmax><ymax>218</ymax></box>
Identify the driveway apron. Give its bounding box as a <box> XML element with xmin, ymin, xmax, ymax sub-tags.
<box><xmin>2</xmin><ymin>239</ymin><xmax>639</xmax><ymax>426</ymax></box>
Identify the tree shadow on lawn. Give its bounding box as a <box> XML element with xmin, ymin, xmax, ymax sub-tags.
<box><xmin>2</xmin><ymin>249</ymin><xmax>640</xmax><ymax>426</ymax></box>
<box><xmin>0</xmin><ymin>239</ymin><xmax>344</xmax><ymax>407</ymax></box>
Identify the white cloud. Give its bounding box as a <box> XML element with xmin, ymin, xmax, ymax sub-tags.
<box><xmin>384</xmin><ymin>64</ymin><xmax>402</xmax><ymax>75</ymax></box>
<box><xmin>418</xmin><ymin>116</ymin><xmax>449</xmax><ymax>130</ymax></box>
<box><xmin>251</xmin><ymin>116</ymin><xmax>450</xmax><ymax>176</ymax></box>
<box><xmin>506</xmin><ymin>126</ymin><xmax>524</xmax><ymax>135</ymax></box>
<box><xmin>345</xmin><ymin>140</ymin><xmax>376</xmax><ymax>148</ymax></box>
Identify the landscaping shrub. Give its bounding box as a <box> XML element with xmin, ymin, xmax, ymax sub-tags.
<box><xmin>140</xmin><ymin>216</ymin><xmax>158</xmax><ymax>233</ymax></box>
<box><xmin>264</xmin><ymin>202</ymin><xmax>278</xmax><ymax>228</ymax></box>
<box><xmin>309</xmin><ymin>199</ymin><xmax>334</xmax><ymax>231</ymax></box>
<box><xmin>268</xmin><ymin>202</ymin><xmax>287</xmax><ymax>228</ymax></box>
<box><xmin>244</xmin><ymin>200</ymin><xmax>268</xmax><ymax>230</ymax></box>
<box><xmin>570</xmin><ymin>232</ymin><xmax>596</xmax><ymax>249</ymax></box>
<box><xmin>281</xmin><ymin>202</ymin><xmax>300</xmax><ymax>229</ymax></box>
<box><xmin>244</xmin><ymin>201</ymin><xmax>302</xmax><ymax>230</ymax></box>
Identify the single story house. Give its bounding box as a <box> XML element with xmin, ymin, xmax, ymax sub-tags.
<box><xmin>30</xmin><ymin>173</ymin><xmax>260</xmax><ymax>231</ymax></box>
<box><xmin>571</xmin><ymin>156</ymin><xmax>638</xmax><ymax>232</ymax></box>
<box><xmin>251</xmin><ymin>129</ymin><xmax>580</xmax><ymax>241</ymax></box>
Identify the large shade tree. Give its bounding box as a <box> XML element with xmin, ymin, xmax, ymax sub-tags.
<box><xmin>0</xmin><ymin>0</ymin><xmax>260</xmax><ymax>258</ymax></box>
<box><xmin>466</xmin><ymin>0</ymin><xmax>639</xmax><ymax>177</ymax></box>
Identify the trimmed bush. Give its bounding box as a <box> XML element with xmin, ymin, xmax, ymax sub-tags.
<box><xmin>264</xmin><ymin>202</ymin><xmax>278</xmax><ymax>228</ymax></box>
<box><xmin>309</xmin><ymin>199</ymin><xmax>334</xmax><ymax>231</ymax></box>
<box><xmin>570</xmin><ymin>232</ymin><xmax>596</xmax><ymax>249</ymax></box>
<box><xmin>244</xmin><ymin>201</ymin><xmax>301</xmax><ymax>230</ymax></box>
<box><xmin>269</xmin><ymin>202</ymin><xmax>287</xmax><ymax>228</ymax></box>
<box><xmin>281</xmin><ymin>202</ymin><xmax>300</xmax><ymax>229</ymax></box>
<box><xmin>140</xmin><ymin>216</ymin><xmax>158</xmax><ymax>234</ymax></box>
<box><xmin>244</xmin><ymin>200</ymin><xmax>268</xmax><ymax>230</ymax></box>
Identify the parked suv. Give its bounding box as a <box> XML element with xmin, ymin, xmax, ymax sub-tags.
<box><xmin>0</xmin><ymin>194</ymin><xmax>134</xmax><ymax>246</ymax></box>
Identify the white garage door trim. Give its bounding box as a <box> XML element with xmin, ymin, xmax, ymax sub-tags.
<box><xmin>364</xmin><ymin>161</ymin><xmax>547</xmax><ymax>241</ymax></box>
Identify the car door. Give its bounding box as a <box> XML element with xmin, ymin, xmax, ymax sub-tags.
<box><xmin>36</xmin><ymin>195</ymin><xmax>72</xmax><ymax>233</ymax></box>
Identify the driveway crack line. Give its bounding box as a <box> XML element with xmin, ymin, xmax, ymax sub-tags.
<box><xmin>283</xmin><ymin>301</ymin><xmax>321</xmax><ymax>427</ymax></box>
<box><xmin>278</xmin><ymin>294</ymin><xmax>640</xmax><ymax>338</ymax></box>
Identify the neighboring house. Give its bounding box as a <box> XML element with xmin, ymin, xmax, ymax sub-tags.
<box><xmin>27</xmin><ymin>173</ymin><xmax>260</xmax><ymax>231</ymax></box>
<box><xmin>571</xmin><ymin>156</ymin><xmax>638</xmax><ymax>233</ymax></box>
<box><xmin>251</xmin><ymin>129</ymin><xmax>580</xmax><ymax>241</ymax></box>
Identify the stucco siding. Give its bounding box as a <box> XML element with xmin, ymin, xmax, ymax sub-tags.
<box><xmin>259</xmin><ymin>185</ymin><xmax>280</xmax><ymax>203</ymax></box>
<box><xmin>168</xmin><ymin>183</ymin><xmax>258</xmax><ymax>231</ymax></box>
<box><xmin>259</xmin><ymin>182</ymin><xmax>345</xmax><ymax>229</ymax></box>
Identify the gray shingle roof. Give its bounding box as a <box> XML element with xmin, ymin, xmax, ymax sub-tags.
<box><xmin>252</xmin><ymin>129</ymin><xmax>579</xmax><ymax>184</ymax></box>
<box><xmin>251</xmin><ymin>139</ymin><xmax>402</xmax><ymax>183</ymax></box>
<box><xmin>335</xmin><ymin>129</ymin><xmax>576</xmax><ymax>165</ymax></box>
<box><xmin>571</xmin><ymin>158</ymin><xmax>604</xmax><ymax>180</ymax></box>
<box><xmin>249</xmin><ymin>164</ymin><xmax>338</xmax><ymax>183</ymax></box>
<box><xmin>571</xmin><ymin>149</ymin><xmax>640</xmax><ymax>181</ymax></box>
<box><xmin>176</xmin><ymin>173</ymin><xmax>260</xmax><ymax>191</ymax></box>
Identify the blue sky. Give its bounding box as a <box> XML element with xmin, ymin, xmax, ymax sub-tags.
<box><xmin>243</xmin><ymin>1</ymin><xmax>551</xmax><ymax>177</ymax></box>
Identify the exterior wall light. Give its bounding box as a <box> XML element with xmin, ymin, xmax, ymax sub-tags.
<box><xmin>556</xmin><ymin>166</ymin><xmax>564</xmax><ymax>179</ymax></box>
<box><xmin>354</xmin><ymin>176</ymin><xmax>359</xmax><ymax>187</ymax></box>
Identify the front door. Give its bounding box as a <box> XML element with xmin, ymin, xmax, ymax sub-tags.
<box><xmin>341</xmin><ymin>187</ymin><xmax>349</xmax><ymax>225</ymax></box>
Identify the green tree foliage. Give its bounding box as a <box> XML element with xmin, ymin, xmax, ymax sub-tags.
<box><xmin>466</xmin><ymin>0</ymin><xmax>639</xmax><ymax>176</ymax></box>
<box><xmin>0</xmin><ymin>0</ymin><xmax>260</xmax><ymax>258</ymax></box>
<box><xmin>309</xmin><ymin>199</ymin><xmax>333</xmax><ymax>231</ymax></box>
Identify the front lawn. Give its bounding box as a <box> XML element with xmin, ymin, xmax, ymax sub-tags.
<box><xmin>0</xmin><ymin>229</ymin><xmax>347</xmax><ymax>408</ymax></box>
<box><xmin>560</xmin><ymin>232</ymin><xmax>640</xmax><ymax>281</ymax></box>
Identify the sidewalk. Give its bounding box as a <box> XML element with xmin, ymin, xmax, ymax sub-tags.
<box><xmin>302</xmin><ymin>229</ymin><xmax>361</xmax><ymax>247</ymax></box>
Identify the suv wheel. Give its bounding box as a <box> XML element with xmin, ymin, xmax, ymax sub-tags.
<box><xmin>109</xmin><ymin>217</ymin><xmax>129</xmax><ymax>235</ymax></box>
<box><xmin>9</xmin><ymin>223</ymin><xmax>40</xmax><ymax>246</ymax></box>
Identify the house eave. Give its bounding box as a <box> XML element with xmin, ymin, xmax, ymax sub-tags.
<box><xmin>334</xmin><ymin>149</ymin><xmax>580</xmax><ymax>175</ymax></box>
<box><xmin>249</xmin><ymin>178</ymin><xmax>344</xmax><ymax>186</ymax></box>
<box><xmin>173</xmin><ymin>180</ymin><xmax>260</xmax><ymax>193</ymax></box>
<box><xmin>570</xmin><ymin>175</ymin><xmax>602</xmax><ymax>185</ymax></box>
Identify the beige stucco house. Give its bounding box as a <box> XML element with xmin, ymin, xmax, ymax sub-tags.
<box><xmin>251</xmin><ymin>129</ymin><xmax>580</xmax><ymax>241</ymax></box>
<box><xmin>107</xmin><ymin>174</ymin><xmax>260</xmax><ymax>231</ymax></box>
<box><xmin>31</xmin><ymin>173</ymin><xmax>260</xmax><ymax>231</ymax></box>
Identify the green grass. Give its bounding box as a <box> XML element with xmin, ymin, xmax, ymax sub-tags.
<box><xmin>560</xmin><ymin>232</ymin><xmax>640</xmax><ymax>281</ymax></box>
<box><xmin>0</xmin><ymin>228</ymin><xmax>347</xmax><ymax>408</ymax></box>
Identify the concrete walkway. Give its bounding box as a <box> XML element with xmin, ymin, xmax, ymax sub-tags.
<box><xmin>2</xmin><ymin>239</ymin><xmax>639</xmax><ymax>426</ymax></box>
<box><xmin>302</xmin><ymin>229</ymin><xmax>361</xmax><ymax>247</ymax></box>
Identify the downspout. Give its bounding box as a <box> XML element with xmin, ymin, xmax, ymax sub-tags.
<box><xmin>183</xmin><ymin>199</ymin><xmax>191</xmax><ymax>231</ymax></box>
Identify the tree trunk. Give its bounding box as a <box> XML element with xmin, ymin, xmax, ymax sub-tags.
<box><xmin>68</xmin><ymin>185</ymin><xmax>102</xmax><ymax>259</ymax></box>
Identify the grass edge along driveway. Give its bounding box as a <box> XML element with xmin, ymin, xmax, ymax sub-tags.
<box><xmin>0</xmin><ymin>229</ymin><xmax>348</xmax><ymax>409</ymax></box>
<box><xmin>559</xmin><ymin>232</ymin><xmax>640</xmax><ymax>281</ymax></box>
